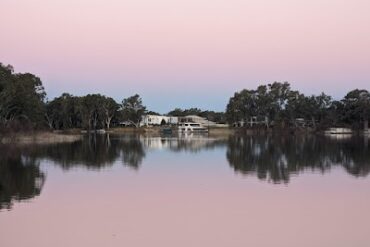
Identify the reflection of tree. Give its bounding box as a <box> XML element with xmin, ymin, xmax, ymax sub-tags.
<box><xmin>333</xmin><ymin>138</ymin><xmax>370</xmax><ymax>177</ymax></box>
<box><xmin>115</xmin><ymin>134</ymin><xmax>146</xmax><ymax>169</ymax></box>
<box><xmin>0</xmin><ymin>145</ymin><xmax>45</xmax><ymax>210</ymax></box>
<box><xmin>2</xmin><ymin>134</ymin><xmax>369</xmax><ymax>210</ymax></box>
<box><xmin>25</xmin><ymin>134</ymin><xmax>147</xmax><ymax>170</ymax></box>
<box><xmin>226</xmin><ymin>135</ymin><xmax>370</xmax><ymax>183</ymax></box>
<box><xmin>37</xmin><ymin>134</ymin><xmax>120</xmax><ymax>170</ymax></box>
<box><xmin>169</xmin><ymin>138</ymin><xmax>226</xmax><ymax>153</ymax></box>
<box><xmin>0</xmin><ymin>134</ymin><xmax>147</xmax><ymax>210</ymax></box>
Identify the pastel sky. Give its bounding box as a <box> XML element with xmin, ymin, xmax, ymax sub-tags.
<box><xmin>1</xmin><ymin>0</ymin><xmax>370</xmax><ymax>112</ymax></box>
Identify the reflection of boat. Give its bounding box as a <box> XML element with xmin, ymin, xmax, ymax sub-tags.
<box><xmin>177</xmin><ymin>122</ymin><xmax>208</xmax><ymax>132</ymax></box>
<box><xmin>160</xmin><ymin>127</ymin><xmax>173</xmax><ymax>134</ymax></box>
<box><xmin>325</xmin><ymin>128</ymin><xmax>353</xmax><ymax>135</ymax></box>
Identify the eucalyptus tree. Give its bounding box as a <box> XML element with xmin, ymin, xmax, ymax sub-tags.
<box><xmin>167</xmin><ymin>108</ymin><xmax>184</xmax><ymax>116</ymax></box>
<box><xmin>226</xmin><ymin>90</ymin><xmax>256</xmax><ymax>125</ymax></box>
<box><xmin>100</xmin><ymin>96</ymin><xmax>120</xmax><ymax>129</ymax></box>
<box><xmin>301</xmin><ymin>93</ymin><xmax>332</xmax><ymax>129</ymax></box>
<box><xmin>226</xmin><ymin>83</ymin><xmax>291</xmax><ymax>126</ymax></box>
<box><xmin>342</xmin><ymin>89</ymin><xmax>370</xmax><ymax>131</ymax></box>
<box><xmin>45</xmin><ymin>93</ymin><xmax>81</xmax><ymax>129</ymax></box>
<box><xmin>79</xmin><ymin>94</ymin><xmax>107</xmax><ymax>130</ymax></box>
<box><xmin>226</xmin><ymin>82</ymin><xmax>335</xmax><ymax>129</ymax></box>
<box><xmin>285</xmin><ymin>90</ymin><xmax>306</xmax><ymax>126</ymax></box>
<box><xmin>167</xmin><ymin>108</ymin><xmax>225</xmax><ymax>123</ymax></box>
<box><xmin>267</xmin><ymin>82</ymin><xmax>291</xmax><ymax>124</ymax></box>
<box><xmin>0</xmin><ymin>63</ymin><xmax>46</xmax><ymax>128</ymax></box>
<box><xmin>0</xmin><ymin>64</ymin><xmax>14</xmax><ymax>125</ymax></box>
<box><xmin>121</xmin><ymin>94</ymin><xmax>146</xmax><ymax>128</ymax></box>
<box><xmin>199</xmin><ymin>111</ymin><xmax>226</xmax><ymax>123</ymax></box>
<box><xmin>167</xmin><ymin>108</ymin><xmax>203</xmax><ymax>117</ymax></box>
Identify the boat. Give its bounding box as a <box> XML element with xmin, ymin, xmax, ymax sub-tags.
<box><xmin>177</xmin><ymin>122</ymin><xmax>208</xmax><ymax>132</ymax></box>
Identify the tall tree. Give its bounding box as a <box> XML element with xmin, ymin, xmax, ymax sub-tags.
<box><xmin>0</xmin><ymin>63</ymin><xmax>46</xmax><ymax>128</ymax></box>
<box><xmin>79</xmin><ymin>94</ymin><xmax>106</xmax><ymax>130</ymax></box>
<box><xmin>101</xmin><ymin>97</ymin><xmax>119</xmax><ymax>129</ymax></box>
<box><xmin>45</xmin><ymin>93</ymin><xmax>81</xmax><ymax>129</ymax></box>
<box><xmin>121</xmin><ymin>94</ymin><xmax>146</xmax><ymax>128</ymax></box>
<box><xmin>342</xmin><ymin>89</ymin><xmax>370</xmax><ymax>131</ymax></box>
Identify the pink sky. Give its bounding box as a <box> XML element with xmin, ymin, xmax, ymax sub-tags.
<box><xmin>1</xmin><ymin>0</ymin><xmax>370</xmax><ymax>112</ymax></box>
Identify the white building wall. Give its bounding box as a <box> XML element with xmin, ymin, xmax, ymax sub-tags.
<box><xmin>140</xmin><ymin>115</ymin><xmax>178</xmax><ymax>126</ymax></box>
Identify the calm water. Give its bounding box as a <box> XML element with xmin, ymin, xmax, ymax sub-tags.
<box><xmin>1</xmin><ymin>134</ymin><xmax>370</xmax><ymax>247</ymax></box>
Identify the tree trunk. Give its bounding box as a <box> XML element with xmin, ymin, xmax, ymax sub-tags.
<box><xmin>106</xmin><ymin>116</ymin><xmax>112</xmax><ymax>130</ymax></box>
<box><xmin>311</xmin><ymin>116</ymin><xmax>316</xmax><ymax>129</ymax></box>
<box><xmin>364</xmin><ymin>135</ymin><xmax>368</xmax><ymax>149</ymax></box>
<box><xmin>92</xmin><ymin>112</ymin><xmax>98</xmax><ymax>131</ymax></box>
<box><xmin>106</xmin><ymin>133</ymin><xmax>111</xmax><ymax>148</ymax></box>
<box><xmin>364</xmin><ymin>119</ymin><xmax>369</xmax><ymax>132</ymax></box>
<box><xmin>45</xmin><ymin>113</ymin><xmax>54</xmax><ymax>129</ymax></box>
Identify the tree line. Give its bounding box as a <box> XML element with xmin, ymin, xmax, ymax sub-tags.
<box><xmin>0</xmin><ymin>63</ymin><xmax>147</xmax><ymax>132</ymax></box>
<box><xmin>44</xmin><ymin>93</ymin><xmax>146</xmax><ymax>130</ymax></box>
<box><xmin>166</xmin><ymin>108</ymin><xmax>226</xmax><ymax>123</ymax></box>
<box><xmin>226</xmin><ymin>82</ymin><xmax>370</xmax><ymax>131</ymax></box>
<box><xmin>1</xmin><ymin>63</ymin><xmax>369</xmax><ymax>132</ymax></box>
<box><xmin>0</xmin><ymin>63</ymin><xmax>226</xmax><ymax>132</ymax></box>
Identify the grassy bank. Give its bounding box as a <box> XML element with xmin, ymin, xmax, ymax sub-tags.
<box><xmin>0</xmin><ymin>131</ymin><xmax>82</xmax><ymax>144</ymax></box>
<box><xmin>208</xmin><ymin>126</ymin><xmax>235</xmax><ymax>137</ymax></box>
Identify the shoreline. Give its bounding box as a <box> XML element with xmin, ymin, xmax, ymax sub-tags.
<box><xmin>1</xmin><ymin>127</ymin><xmax>368</xmax><ymax>144</ymax></box>
<box><xmin>0</xmin><ymin>131</ymin><xmax>82</xmax><ymax>144</ymax></box>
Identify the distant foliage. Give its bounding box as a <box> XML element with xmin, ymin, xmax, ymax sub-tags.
<box><xmin>121</xmin><ymin>94</ymin><xmax>147</xmax><ymax>128</ymax></box>
<box><xmin>167</xmin><ymin>108</ymin><xmax>226</xmax><ymax>123</ymax></box>
<box><xmin>226</xmin><ymin>82</ymin><xmax>370</xmax><ymax>130</ymax></box>
<box><xmin>1</xmin><ymin>62</ymin><xmax>369</xmax><ymax>132</ymax></box>
<box><xmin>0</xmin><ymin>63</ymin><xmax>46</xmax><ymax>132</ymax></box>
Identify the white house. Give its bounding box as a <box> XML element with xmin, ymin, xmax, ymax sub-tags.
<box><xmin>140</xmin><ymin>115</ymin><xmax>178</xmax><ymax>126</ymax></box>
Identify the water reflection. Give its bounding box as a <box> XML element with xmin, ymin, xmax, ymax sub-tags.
<box><xmin>142</xmin><ymin>135</ymin><xmax>225</xmax><ymax>152</ymax></box>
<box><xmin>38</xmin><ymin>134</ymin><xmax>146</xmax><ymax>170</ymax></box>
<box><xmin>1</xmin><ymin>134</ymin><xmax>370</xmax><ymax>209</ymax></box>
<box><xmin>0</xmin><ymin>145</ymin><xmax>45</xmax><ymax>210</ymax></box>
<box><xmin>227</xmin><ymin>135</ymin><xmax>370</xmax><ymax>183</ymax></box>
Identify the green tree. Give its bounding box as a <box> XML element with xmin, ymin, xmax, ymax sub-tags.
<box><xmin>342</xmin><ymin>89</ymin><xmax>370</xmax><ymax>131</ymax></box>
<box><xmin>101</xmin><ymin>97</ymin><xmax>119</xmax><ymax>129</ymax></box>
<box><xmin>45</xmin><ymin>93</ymin><xmax>81</xmax><ymax>129</ymax></box>
<box><xmin>167</xmin><ymin>108</ymin><xmax>184</xmax><ymax>116</ymax></box>
<box><xmin>0</xmin><ymin>63</ymin><xmax>46</xmax><ymax>128</ymax></box>
<box><xmin>79</xmin><ymin>94</ymin><xmax>106</xmax><ymax>130</ymax></box>
<box><xmin>121</xmin><ymin>94</ymin><xmax>146</xmax><ymax>128</ymax></box>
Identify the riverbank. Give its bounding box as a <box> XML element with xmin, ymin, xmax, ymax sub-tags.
<box><xmin>2</xmin><ymin>127</ymin><xmax>367</xmax><ymax>144</ymax></box>
<box><xmin>111</xmin><ymin>126</ymin><xmax>236</xmax><ymax>136</ymax></box>
<box><xmin>0</xmin><ymin>131</ymin><xmax>82</xmax><ymax>144</ymax></box>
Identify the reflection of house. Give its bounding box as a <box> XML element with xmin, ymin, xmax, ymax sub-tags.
<box><xmin>140</xmin><ymin>115</ymin><xmax>178</xmax><ymax>126</ymax></box>
<box><xmin>140</xmin><ymin>137</ymin><xmax>174</xmax><ymax>149</ymax></box>
<box><xmin>140</xmin><ymin>135</ymin><xmax>225</xmax><ymax>151</ymax></box>
<box><xmin>178</xmin><ymin>115</ymin><xmax>216</xmax><ymax>126</ymax></box>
